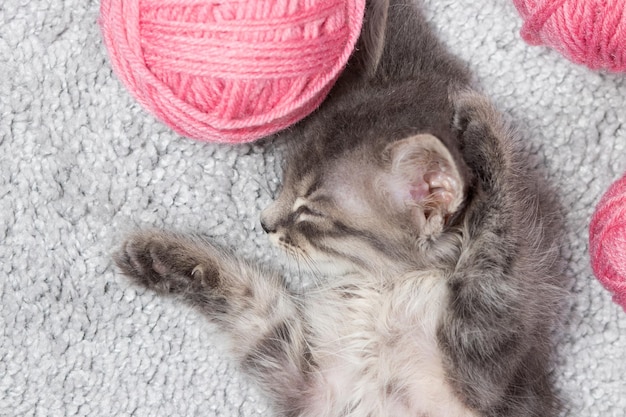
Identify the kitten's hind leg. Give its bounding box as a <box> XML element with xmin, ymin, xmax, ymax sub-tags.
<box><xmin>115</xmin><ymin>230</ymin><xmax>313</xmax><ymax>416</ymax></box>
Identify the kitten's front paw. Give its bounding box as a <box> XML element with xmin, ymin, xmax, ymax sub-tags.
<box><xmin>450</xmin><ymin>89</ymin><xmax>510</xmax><ymax>189</ymax></box>
<box><xmin>451</xmin><ymin>90</ymin><xmax>497</xmax><ymax>136</ymax></box>
<box><xmin>114</xmin><ymin>231</ymin><xmax>219</xmax><ymax>294</ymax></box>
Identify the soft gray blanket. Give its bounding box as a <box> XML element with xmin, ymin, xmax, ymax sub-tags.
<box><xmin>1</xmin><ymin>0</ymin><xmax>625</xmax><ymax>415</ymax></box>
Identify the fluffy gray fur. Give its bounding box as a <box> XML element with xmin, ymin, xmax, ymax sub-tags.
<box><xmin>115</xmin><ymin>1</ymin><xmax>567</xmax><ymax>416</ymax></box>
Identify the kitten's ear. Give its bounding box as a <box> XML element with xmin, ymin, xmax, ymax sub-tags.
<box><xmin>382</xmin><ymin>134</ymin><xmax>465</xmax><ymax>234</ymax></box>
<box><xmin>358</xmin><ymin>0</ymin><xmax>389</xmax><ymax>77</ymax></box>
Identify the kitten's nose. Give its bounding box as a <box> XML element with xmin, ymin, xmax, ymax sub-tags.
<box><xmin>260</xmin><ymin>219</ymin><xmax>276</xmax><ymax>234</ymax></box>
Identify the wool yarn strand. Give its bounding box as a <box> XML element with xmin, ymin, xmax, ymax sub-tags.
<box><xmin>589</xmin><ymin>172</ymin><xmax>626</xmax><ymax>312</ymax></box>
<box><xmin>513</xmin><ymin>0</ymin><xmax>626</xmax><ymax>72</ymax></box>
<box><xmin>100</xmin><ymin>0</ymin><xmax>366</xmax><ymax>143</ymax></box>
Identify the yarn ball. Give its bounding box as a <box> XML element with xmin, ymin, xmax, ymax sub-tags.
<box><xmin>99</xmin><ymin>0</ymin><xmax>366</xmax><ymax>143</ymax></box>
<box><xmin>513</xmin><ymin>0</ymin><xmax>626</xmax><ymax>72</ymax></box>
<box><xmin>589</xmin><ymin>172</ymin><xmax>626</xmax><ymax>312</ymax></box>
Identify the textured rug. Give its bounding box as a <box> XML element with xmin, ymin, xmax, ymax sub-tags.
<box><xmin>1</xmin><ymin>0</ymin><xmax>625</xmax><ymax>415</ymax></box>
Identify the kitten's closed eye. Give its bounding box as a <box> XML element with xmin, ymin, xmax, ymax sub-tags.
<box><xmin>260</xmin><ymin>199</ymin><xmax>323</xmax><ymax>234</ymax></box>
<box><xmin>293</xmin><ymin>205</ymin><xmax>323</xmax><ymax>221</ymax></box>
<box><xmin>260</xmin><ymin>178</ymin><xmax>329</xmax><ymax>234</ymax></box>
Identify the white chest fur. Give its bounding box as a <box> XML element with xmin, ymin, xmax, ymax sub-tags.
<box><xmin>303</xmin><ymin>272</ymin><xmax>477</xmax><ymax>417</ymax></box>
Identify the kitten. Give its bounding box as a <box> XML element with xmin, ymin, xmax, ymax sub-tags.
<box><xmin>115</xmin><ymin>1</ymin><xmax>566</xmax><ymax>416</ymax></box>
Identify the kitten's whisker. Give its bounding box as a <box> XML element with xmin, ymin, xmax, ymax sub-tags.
<box><xmin>250</xmin><ymin>177</ymin><xmax>275</xmax><ymax>199</ymax></box>
<box><xmin>300</xmin><ymin>252</ymin><xmax>319</xmax><ymax>276</ymax></box>
<box><xmin>300</xmin><ymin>253</ymin><xmax>325</xmax><ymax>291</ymax></box>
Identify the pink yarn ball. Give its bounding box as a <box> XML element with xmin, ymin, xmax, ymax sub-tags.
<box><xmin>100</xmin><ymin>0</ymin><xmax>365</xmax><ymax>144</ymax></box>
<box><xmin>589</xmin><ymin>172</ymin><xmax>626</xmax><ymax>312</ymax></box>
<box><xmin>513</xmin><ymin>0</ymin><xmax>626</xmax><ymax>72</ymax></box>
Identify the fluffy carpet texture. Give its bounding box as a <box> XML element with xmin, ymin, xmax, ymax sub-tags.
<box><xmin>1</xmin><ymin>0</ymin><xmax>625</xmax><ymax>416</ymax></box>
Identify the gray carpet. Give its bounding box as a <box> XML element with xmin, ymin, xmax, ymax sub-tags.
<box><xmin>1</xmin><ymin>0</ymin><xmax>625</xmax><ymax>415</ymax></box>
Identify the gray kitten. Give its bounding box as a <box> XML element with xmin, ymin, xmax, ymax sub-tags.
<box><xmin>115</xmin><ymin>1</ymin><xmax>566</xmax><ymax>416</ymax></box>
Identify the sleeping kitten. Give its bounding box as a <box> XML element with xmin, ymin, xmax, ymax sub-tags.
<box><xmin>115</xmin><ymin>1</ymin><xmax>566</xmax><ymax>416</ymax></box>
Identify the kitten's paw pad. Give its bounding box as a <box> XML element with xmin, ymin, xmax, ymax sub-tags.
<box><xmin>114</xmin><ymin>232</ymin><xmax>218</xmax><ymax>293</ymax></box>
<box><xmin>114</xmin><ymin>235</ymin><xmax>177</xmax><ymax>292</ymax></box>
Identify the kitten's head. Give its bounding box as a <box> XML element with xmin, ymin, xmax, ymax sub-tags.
<box><xmin>260</xmin><ymin>0</ymin><xmax>474</xmax><ymax>275</ymax></box>
<box><xmin>261</xmin><ymin>126</ymin><xmax>468</xmax><ymax>275</ymax></box>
